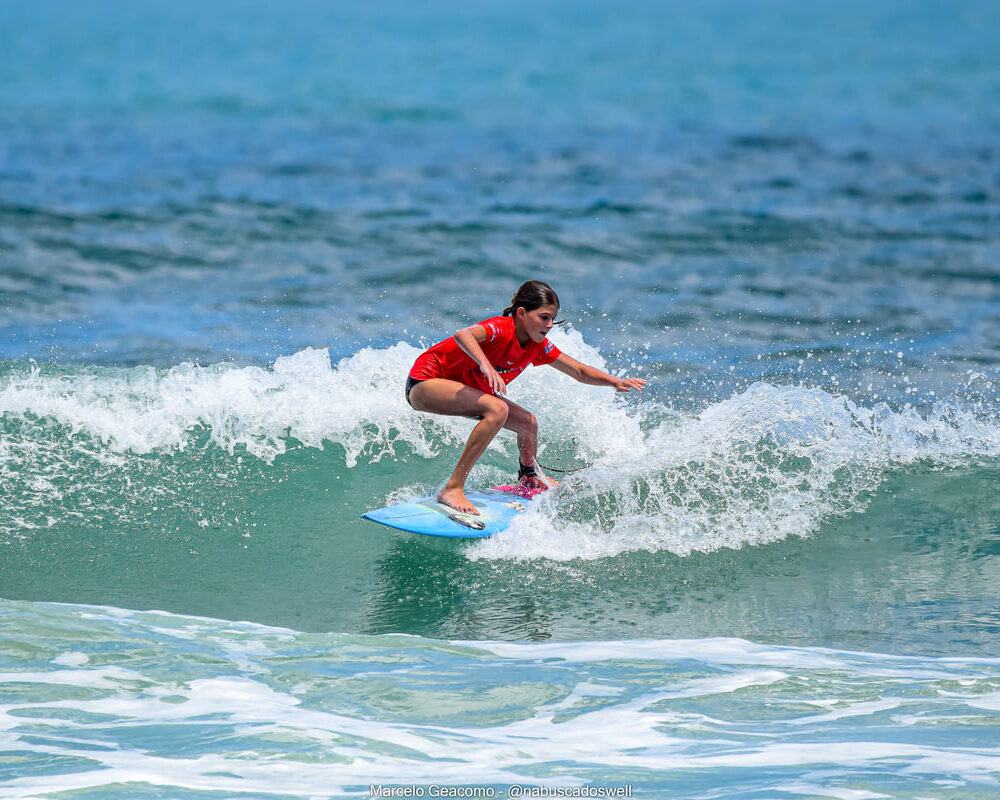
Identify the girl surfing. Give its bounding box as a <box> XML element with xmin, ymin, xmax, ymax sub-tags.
<box><xmin>406</xmin><ymin>280</ymin><xmax>647</xmax><ymax>515</ymax></box>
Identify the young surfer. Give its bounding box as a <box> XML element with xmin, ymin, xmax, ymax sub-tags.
<box><xmin>406</xmin><ymin>280</ymin><xmax>647</xmax><ymax>515</ymax></box>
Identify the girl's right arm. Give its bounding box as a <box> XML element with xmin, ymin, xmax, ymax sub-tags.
<box><xmin>550</xmin><ymin>353</ymin><xmax>647</xmax><ymax>392</ymax></box>
<box><xmin>454</xmin><ymin>325</ymin><xmax>507</xmax><ymax>395</ymax></box>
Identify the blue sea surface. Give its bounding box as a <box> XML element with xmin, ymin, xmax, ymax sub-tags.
<box><xmin>2</xmin><ymin>0</ymin><xmax>1000</xmax><ymax>797</ymax></box>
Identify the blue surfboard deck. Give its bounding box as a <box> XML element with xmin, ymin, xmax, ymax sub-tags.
<box><xmin>361</xmin><ymin>486</ymin><xmax>542</xmax><ymax>538</ymax></box>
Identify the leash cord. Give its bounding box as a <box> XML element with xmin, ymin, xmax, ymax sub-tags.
<box><xmin>537</xmin><ymin>462</ymin><xmax>591</xmax><ymax>475</ymax></box>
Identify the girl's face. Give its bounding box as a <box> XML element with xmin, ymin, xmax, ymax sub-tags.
<box><xmin>517</xmin><ymin>303</ymin><xmax>559</xmax><ymax>343</ymax></box>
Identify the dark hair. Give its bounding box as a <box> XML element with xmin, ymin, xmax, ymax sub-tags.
<box><xmin>502</xmin><ymin>280</ymin><xmax>560</xmax><ymax>317</ymax></box>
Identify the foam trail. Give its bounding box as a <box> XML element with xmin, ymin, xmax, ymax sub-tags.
<box><xmin>472</xmin><ymin>382</ymin><xmax>1000</xmax><ymax>561</ymax></box>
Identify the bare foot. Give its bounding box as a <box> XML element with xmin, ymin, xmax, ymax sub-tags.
<box><xmin>437</xmin><ymin>486</ymin><xmax>480</xmax><ymax>515</ymax></box>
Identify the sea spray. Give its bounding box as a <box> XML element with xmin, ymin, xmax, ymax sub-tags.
<box><xmin>473</xmin><ymin>382</ymin><xmax>1000</xmax><ymax>561</ymax></box>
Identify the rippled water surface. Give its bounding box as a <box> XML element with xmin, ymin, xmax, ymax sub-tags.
<box><xmin>2</xmin><ymin>0</ymin><xmax>1000</xmax><ymax>797</ymax></box>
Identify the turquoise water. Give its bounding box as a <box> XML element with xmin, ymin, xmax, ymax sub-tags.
<box><xmin>3</xmin><ymin>0</ymin><xmax>1000</xmax><ymax>797</ymax></box>
<box><xmin>4</xmin><ymin>599</ymin><xmax>1000</xmax><ymax>798</ymax></box>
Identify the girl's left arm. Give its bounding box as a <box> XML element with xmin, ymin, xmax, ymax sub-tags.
<box><xmin>550</xmin><ymin>353</ymin><xmax>647</xmax><ymax>392</ymax></box>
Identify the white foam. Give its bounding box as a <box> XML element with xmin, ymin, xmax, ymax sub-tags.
<box><xmin>464</xmin><ymin>637</ymin><xmax>848</xmax><ymax>668</ymax></box>
<box><xmin>4</xmin><ymin>601</ymin><xmax>1000</xmax><ymax>798</ymax></box>
<box><xmin>0</xmin><ymin>330</ymin><xmax>622</xmax><ymax>465</ymax></box>
<box><xmin>471</xmin><ymin>381</ymin><xmax>1000</xmax><ymax>560</ymax></box>
<box><xmin>0</xmin><ymin>345</ymin><xmax>439</xmax><ymax>464</ymax></box>
<box><xmin>51</xmin><ymin>651</ymin><xmax>90</xmax><ymax>667</ymax></box>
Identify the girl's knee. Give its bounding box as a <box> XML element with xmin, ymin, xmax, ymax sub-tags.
<box><xmin>482</xmin><ymin>397</ymin><xmax>509</xmax><ymax>426</ymax></box>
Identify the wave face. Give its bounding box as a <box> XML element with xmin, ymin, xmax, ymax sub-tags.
<box><xmin>3</xmin><ymin>338</ymin><xmax>998</xmax><ymax>554</ymax></box>
<box><xmin>3</xmin><ymin>338</ymin><xmax>1000</xmax><ymax>656</ymax></box>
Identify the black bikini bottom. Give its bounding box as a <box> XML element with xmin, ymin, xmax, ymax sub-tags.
<box><xmin>405</xmin><ymin>376</ymin><xmax>425</xmax><ymax>406</ymax></box>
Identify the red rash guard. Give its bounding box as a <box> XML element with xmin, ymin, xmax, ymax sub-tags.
<box><xmin>409</xmin><ymin>315</ymin><xmax>562</xmax><ymax>394</ymax></box>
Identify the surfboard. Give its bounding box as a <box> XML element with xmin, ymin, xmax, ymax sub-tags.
<box><xmin>361</xmin><ymin>484</ymin><xmax>547</xmax><ymax>538</ymax></box>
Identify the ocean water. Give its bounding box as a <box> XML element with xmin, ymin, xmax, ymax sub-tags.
<box><xmin>2</xmin><ymin>0</ymin><xmax>1000</xmax><ymax>797</ymax></box>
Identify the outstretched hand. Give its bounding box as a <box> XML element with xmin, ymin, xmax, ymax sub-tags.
<box><xmin>615</xmin><ymin>377</ymin><xmax>648</xmax><ymax>392</ymax></box>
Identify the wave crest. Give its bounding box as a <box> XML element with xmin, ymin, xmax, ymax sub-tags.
<box><xmin>2</xmin><ymin>340</ymin><xmax>999</xmax><ymax>552</ymax></box>
<box><xmin>472</xmin><ymin>382</ymin><xmax>1000</xmax><ymax>560</ymax></box>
